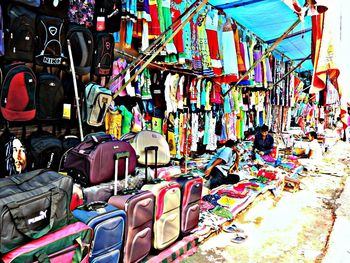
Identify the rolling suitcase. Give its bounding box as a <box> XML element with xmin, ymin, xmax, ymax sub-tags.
<box><xmin>108</xmin><ymin>151</ymin><xmax>155</xmax><ymax>263</ymax></box>
<box><xmin>128</xmin><ymin>130</ymin><xmax>171</xmax><ymax>166</ymax></box>
<box><xmin>141</xmin><ymin>146</ymin><xmax>181</xmax><ymax>250</ymax></box>
<box><xmin>73</xmin><ymin>202</ymin><xmax>126</xmax><ymax>263</ymax></box>
<box><xmin>174</xmin><ymin>176</ymin><xmax>203</xmax><ymax>235</ymax></box>
<box><xmin>1</xmin><ymin>222</ymin><xmax>93</xmax><ymax>263</ymax></box>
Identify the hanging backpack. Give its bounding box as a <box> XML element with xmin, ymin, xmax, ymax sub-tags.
<box><xmin>92</xmin><ymin>32</ymin><xmax>114</xmax><ymax>76</ymax></box>
<box><xmin>9</xmin><ymin>0</ymin><xmax>41</xmax><ymax>7</ymax></box>
<box><xmin>66</xmin><ymin>24</ymin><xmax>94</xmax><ymax>75</ymax></box>
<box><xmin>0</xmin><ymin>4</ymin><xmax>4</xmax><ymax>56</ymax></box>
<box><xmin>93</xmin><ymin>0</ymin><xmax>122</xmax><ymax>32</ymax></box>
<box><xmin>37</xmin><ymin>0</ymin><xmax>69</xmax><ymax>18</ymax></box>
<box><xmin>36</xmin><ymin>73</ymin><xmax>64</xmax><ymax>121</ymax></box>
<box><xmin>1</xmin><ymin>63</ymin><xmax>36</xmax><ymax>121</ymax></box>
<box><xmin>0</xmin><ymin>129</ymin><xmax>27</xmax><ymax>178</ymax></box>
<box><xmin>68</xmin><ymin>0</ymin><xmax>95</xmax><ymax>28</ymax></box>
<box><xmin>5</xmin><ymin>5</ymin><xmax>36</xmax><ymax>62</ymax></box>
<box><xmin>35</xmin><ymin>15</ymin><xmax>67</xmax><ymax>66</ymax></box>
<box><xmin>83</xmin><ymin>83</ymin><xmax>113</xmax><ymax>126</ymax></box>
<box><xmin>26</xmin><ymin>131</ymin><xmax>63</xmax><ymax>171</ymax></box>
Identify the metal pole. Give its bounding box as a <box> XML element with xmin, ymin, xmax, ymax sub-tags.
<box><xmin>67</xmin><ymin>39</ymin><xmax>84</xmax><ymax>141</ymax></box>
<box><xmin>106</xmin><ymin>0</ymin><xmax>204</xmax><ymax>88</ymax></box>
<box><xmin>223</xmin><ymin>18</ymin><xmax>302</xmax><ymax>97</ymax></box>
<box><xmin>112</xmin><ymin>0</ymin><xmax>209</xmax><ymax>99</ymax></box>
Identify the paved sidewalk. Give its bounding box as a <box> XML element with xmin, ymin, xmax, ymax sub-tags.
<box><xmin>322</xmin><ymin>175</ymin><xmax>350</xmax><ymax>263</ymax></box>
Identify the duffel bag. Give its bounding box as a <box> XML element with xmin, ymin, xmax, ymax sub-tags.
<box><xmin>1</xmin><ymin>222</ymin><xmax>93</xmax><ymax>263</ymax></box>
<box><xmin>64</xmin><ymin>133</ymin><xmax>137</xmax><ymax>186</ymax></box>
<box><xmin>0</xmin><ymin>169</ymin><xmax>73</xmax><ymax>254</ymax></box>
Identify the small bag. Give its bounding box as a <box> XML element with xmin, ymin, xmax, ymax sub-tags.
<box><xmin>83</xmin><ymin>83</ymin><xmax>113</xmax><ymax>126</ymax></box>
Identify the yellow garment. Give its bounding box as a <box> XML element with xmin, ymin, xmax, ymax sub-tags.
<box><xmin>105</xmin><ymin>109</ymin><xmax>122</xmax><ymax>139</ymax></box>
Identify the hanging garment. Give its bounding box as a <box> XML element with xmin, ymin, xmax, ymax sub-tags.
<box><xmin>205</xmin><ymin>81</ymin><xmax>212</xmax><ymax>111</ymax></box>
<box><xmin>191</xmin><ymin>14</ymin><xmax>203</xmax><ymax>73</ymax></box>
<box><xmin>148</xmin><ymin>0</ymin><xmax>161</xmax><ymax>37</ymax></box>
<box><xmin>110</xmin><ymin>58</ymin><xmax>128</xmax><ymax>95</ymax></box>
<box><xmin>253</xmin><ymin>45</ymin><xmax>263</xmax><ymax>86</ymax></box>
<box><xmin>232</xmin><ymin>22</ymin><xmax>246</xmax><ymax>73</ymax></box>
<box><xmin>119</xmin><ymin>105</ymin><xmax>133</xmax><ymax>135</ymax></box>
<box><xmin>170</xmin><ymin>0</ymin><xmax>184</xmax><ymax>54</ymax></box>
<box><xmin>170</xmin><ymin>74</ymin><xmax>180</xmax><ymax>113</ymax></box>
<box><xmin>105</xmin><ymin>107</ymin><xmax>122</xmax><ymax>139</ymax></box>
<box><xmin>177</xmin><ymin>75</ymin><xmax>185</xmax><ymax>110</ymax></box>
<box><xmin>131</xmin><ymin>104</ymin><xmax>143</xmax><ymax>132</ymax></box>
<box><xmin>180</xmin><ymin>0</ymin><xmax>192</xmax><ymax>63</ymax></box>
<box><xmin>217</xmin><ymin>14</ymin><xmax>225</xmax><ymax>71</ymax></box>
<box><xmin>205</xmin><ymin>9</ymin><xmax>222</xmax><ymax>76</ymax></box>
<box><xmin>197</xmin><ymin>12</ymin><xmax>214</xmax><ymax>76</ymax></box>
<box><xmin>206</xmin><ymin>113</ymin><xmax>217</xmax><ymax>151</ymax></box>
<box><xmin>222</xmin><ymin>18</ymin><xmax>239</xmax><ymax>75</ymax></box>
<box><xmin>191</xmin><ymin>113</ymin><xmax>199</xmax><ymax>152</ymax></box>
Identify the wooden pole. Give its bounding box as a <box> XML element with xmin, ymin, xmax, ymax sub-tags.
<box><xmin>272</xmin><ymin>54</ymin><xmax>311</xmax><ymax>89</ymax></box>
<box><xmin>106</xmin><ymin>0</ymin><xmax>204</xmax><ymax>88</ymax></box>
<box><xmin>112</xmin><ymin>0</ymin><xmax>209</xmax><ymax>99</ymax></box>
<box><xmin>223</xmin><ymin>18</ymin><xmax>302</xmax><ymax>97</ymax></box>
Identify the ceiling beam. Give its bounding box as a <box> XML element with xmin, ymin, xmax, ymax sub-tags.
<box><xmin>216</xmin><ymin>0</ymin><xmax>268</xmax><ymax>10</ymax></box>
<box><xmin>265</xmin><ymin>28</ymin><xmax>312</xmax><ymax>44</ymax></box>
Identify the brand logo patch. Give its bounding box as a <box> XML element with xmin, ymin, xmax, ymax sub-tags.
<box><xmin>28</xmin><ymin>210</ymin><xmax>48</xmax><ymax>225</ymax></box>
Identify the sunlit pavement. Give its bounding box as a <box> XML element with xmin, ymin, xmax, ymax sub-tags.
<box><xmin>182</xmin><ymin>141</ymin><xmax>350</xmax><ymax>263</ymax></box>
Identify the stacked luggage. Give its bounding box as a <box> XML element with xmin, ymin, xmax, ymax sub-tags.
<box><xmin>0</xmin><ymin>130</ymin><xmax>203</xmax><ymax>262</ymax></box>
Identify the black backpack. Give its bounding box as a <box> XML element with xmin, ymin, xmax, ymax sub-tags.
<box><xmin>66</xmin><ymin>24</ymin><xmax>94</xmax><ymax>75</ymax></box>
<box><xmin>35</xmin><ymin>15</ymin><xmax>67</xmax><ymax>66</ymax></box>
<box><xmin>0</xmin><ymin>129</ymin><xmax>27</xmax><ymax>177</ymax></box>
<box><xmin>36</xmin><ymin>73</ymin><xmax>64</xmax><ymax>121</ymax></box>
<box><xmin>5</xmin><ymin>5</ymin><xmax>36</xmax><ymax>62</ymax></box>
<box><xmin>92</xmin><ymin>32</ymin><xmax>114</xmax><ymax>76</ymax></box>
<box><xmin>37</xmin><ymin>0</ymin><xmax>69</xmax><ymax>18</ymax></box>
<box><xmin>26</xmin><ymin>131</ymin><xmax>63</xmax><ymax>171</ymax></box>
<box><xmin>94</xmin><ymin>0</ymin><xmax>122</xmax><ymax>32</ymax></box>
<box><xmin>0</xmin><ymin>4</ymin><xmax>4</xmax><ymax>56</ymax></box>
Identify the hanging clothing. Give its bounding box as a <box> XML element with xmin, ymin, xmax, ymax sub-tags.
<box><xmin>110</xmin><ymin>58</ymin><xmax>128</xmax><ymax>95</ymax></box>
<box><xmin>205</xmin><ymin>9</ymin><xmax>222</xmax><ymax>76</ymax></box>
<box><xmin>148</xmin><ymin>0</ymin><xmax>161</xmax><ymax>37</ymax></box>
<box><xmin>222</xmin><ymin>17</ymin><xmax>238</xmax><ymax>75</ymax></box>
<box><xmin>232</xmin><ymin>23</ymin><xmax>246</xmax><ymax>73</ymax></box>
<box><xmin>191</xmin><ymin>14</ymin><xmax>203</xmax><ymax>73</ymax></box>
<box><xmin>105</xmin><ymin>107</ymin><xmax>122</xmax><ymax>139</ymax></box>
<box><xmin>197</xmin><ymin>12</ymin><xmax>214</xmax><ymax>76</ymax></box>
<box><xmin>253</xmin><ymin>46</ymin><xmax>263</xmax><ymax>86</ymax></box>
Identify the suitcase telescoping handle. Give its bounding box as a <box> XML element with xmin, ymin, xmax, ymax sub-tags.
<box><xmin>114</xmin><ymin>151</ymin><xmax>130</xmax><ymax>195</ymax></box>
<box><xmin>144</xmin><ymin>146</ymin><xmax>158</xmax><ymax>183</ymax></box>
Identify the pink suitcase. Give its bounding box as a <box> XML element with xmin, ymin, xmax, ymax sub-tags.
<box><xmin>108</xmin><ymin>151</ymin><xmax>155</xmax><ymax>263</ymax></box>
<box><xmin>141</xmin><ymin>146</ymin><xmax>181</xmax><ymax>250</ymax></box>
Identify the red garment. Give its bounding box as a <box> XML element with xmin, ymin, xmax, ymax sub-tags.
<box><xmin>232</xmin><ymin>23</ymin><xmax>246</xmax><ymax>73</ymax></box>
<box><xmin>205</xmin><ymin>29</ymin><xmax>222</xmax><ymax>76</ymax></box>
<box><xmin>170</xmin><ymin>7</ymin><xmax>184</xmax><ymax>53</ymax></box>
<box><xmin>148</xmin><ymin>0</ymin><xmax>161</xmax><ymax>37</ymax></box>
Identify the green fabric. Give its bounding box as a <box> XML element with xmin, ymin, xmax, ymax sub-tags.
<box><xmin>119</xmin><ymin>105</ymin><xmax>133</xmax><ymax>135</ymax></box>
<box><xmin>210</xmin><ymin>206</ymin><xmax>233</xmax><ymax>220</ymax></box>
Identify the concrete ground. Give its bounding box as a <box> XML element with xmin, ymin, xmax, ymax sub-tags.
<box><xmin>182</xmin><ymin>141</ymin><xmax>350</xmax><ymax>263</ymax></box>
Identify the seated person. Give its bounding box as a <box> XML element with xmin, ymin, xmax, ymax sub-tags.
<box><xmin>204</xmin><ymin>140</ymin><xmax>240</xmax><ymax>189</ymax></box>
<box><xmin>307</xmin><ymin>131</ymin><xmax>323</xmax><ymax>159</ymax></box>
<box><xmin>298</xmin><ymin>131</ymin><xmax>323</xmax><ymax>171</ymax></box>
<box><xmin>253</xmin><ymin>124</ymin><xmax>274</xmax><ymax>156</ymax></box>
<box><xmin>317</xmin><ymin>118</ymin><xmax>325</xmax><ymax>136</ymax></box>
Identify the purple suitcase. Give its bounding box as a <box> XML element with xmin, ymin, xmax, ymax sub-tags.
<box><xmin>64</xmin><ymin>134</ymin><xmax>137</xmax><ymax>186</ymax></box>
<box><xmin>108</xmin><ymin>151</ymin><xmax>155</xmax><ymax>263</ymax></box>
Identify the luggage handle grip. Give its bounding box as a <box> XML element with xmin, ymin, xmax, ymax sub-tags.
<box><xmin>8</xmin><ymin>169</ymin><xmax>49</xmax><ymax>186</ymax></box>
<box><xmin>144</xmin><ymin>146</ymin><xmax>158</xmax><ymax>183</ymax></box>
<box><xmin>8</xmin><ymin>189</ymin><xmax>62</xmax><ymax>240</ymax></box>
<box><xmin>86</xmin><ymin>201</ymin><xmax>108</xmax><ymax>211</ymax></box>
<box><xmin>114</xmin><ymin>151</ymin><xmax>130</xmax><ymax>160</ymax></box>
<box><xmin>34</xmin><ymin>236</ymin><xmax>86</xmax><ymax>263</ymax></box>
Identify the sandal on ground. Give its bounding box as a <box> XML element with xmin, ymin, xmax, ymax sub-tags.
<box><xmin>223</xmin><ymin>223</ymin><xmax>244</xmax><ymax>233</ymax></box>
<box><xmin>231</xmin><ymin>233</ymin><xmax>248</xmax><ymax>244</ymax></box>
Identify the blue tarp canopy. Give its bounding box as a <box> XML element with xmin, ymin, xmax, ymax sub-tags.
<box><xmin>209</xmin><ymin>0</ymin><xmax>313</xmax><ymax>71</ymax></box>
